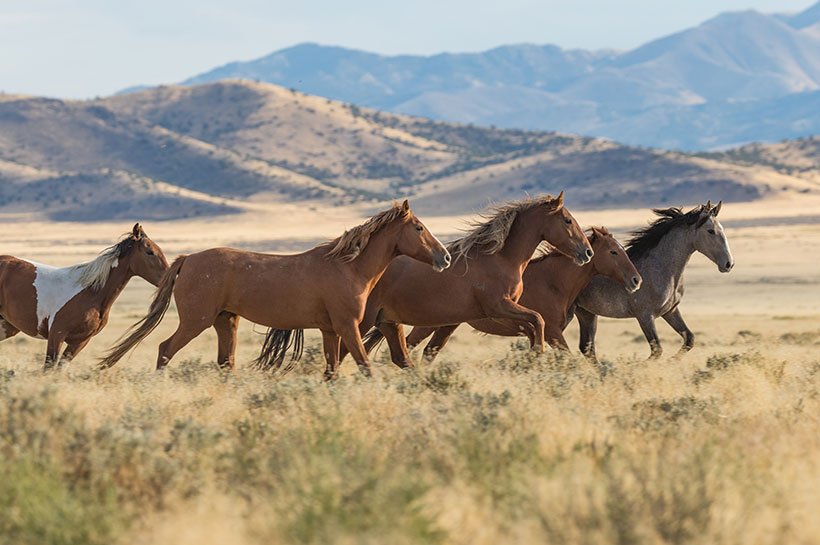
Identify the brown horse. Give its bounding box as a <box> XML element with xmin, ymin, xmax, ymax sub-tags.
<box><xmin>404</xmin><ymin>227</ymin><xmax>642</xmax><ymax>358</ymax></box>
<box><xmin>99</xmin><ymin>201</ymin><xmax>451</xmax><ymax>377</ymax></box>
<box><xmin>339</xmin><ymin>193</ymin><xmax>593</xmax><ymax>373</ymax></box>
<box><xmin>0</xmin><ymin>224</ymin><xmax>168</xmax><ymax>369</ymax></box>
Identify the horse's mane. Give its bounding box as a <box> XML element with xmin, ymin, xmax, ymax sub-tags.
<box><xmin>325</xmin><ymin>203</ymin><xmax>409</xmax><ymax>262</ymax></box>
<box><xmin>626</xmin><ymin>205</ymin><xmax>708</xmax><ymax>259</ymax></box>
<box><xmin>530</xmin><ymin>227</ymin><xmax>607</xmax><ymax>263</ymax></box>
<box><xmin>447</xmin><ymin>195</ymin><xmax>560</xmax><ymax>263</ymax></box>
<box><xmin>70</xmin><ymin>235</ymin><xmax>136</xmax><ymax>291</ymax></box>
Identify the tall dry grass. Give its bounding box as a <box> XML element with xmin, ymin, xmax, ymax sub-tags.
<box><xmin>0</xmin><ymin>339</ymin><xmax>817</xmax><ymax>545</ymax></box>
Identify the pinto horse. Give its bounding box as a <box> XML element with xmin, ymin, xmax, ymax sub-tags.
<box><xmin>339</xmin><ymin>193</ymin><xmax>593</xmax><ymax>372</ymax></box>
<box><xmin>405</xmin><ymin>227</ymin><xmax>642</xmax><ymax>357</ymax></box>
<box><xmin>99</xmin><ymin>201</ymin><xmax>450</xmax><ymax>376</ymax></box>
<box><xmin>0</xmin><ymin>223</ymin><xmax>168</xmax><ymax>369</ymax></box>
<box><xmin>575</xmin><ymin>202</ymin><xmax>734</xmax><ymax>360</ymax></box>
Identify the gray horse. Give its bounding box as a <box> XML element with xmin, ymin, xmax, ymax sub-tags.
<box><xmin>574</xmin><ymin>201</ymin><xmax>733</xmax><ymax>360</ymax></box>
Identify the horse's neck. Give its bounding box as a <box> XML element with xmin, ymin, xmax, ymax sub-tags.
<box><xmin>93</xmin><ymin>255</ymin><xmax>134</xmax><ymax>311</ymax></box>
<box><xmin>499</xmin><ymin>212</ymin><xmax>544</xmax><ymax>271</ymax></box>
<box><xmin>529</xmin><ymin>256</ymin><xmax>596</xmax><ymax>308</ymax></box>
<box><xmin>350</xmin><ymin>226</ymin><xmax>401</xmax><ymax>286</ymax></box>
<box><xmin>640</xmin><ymin>228</ymin><xmax>695</xmax><ymax>283</ymax></box>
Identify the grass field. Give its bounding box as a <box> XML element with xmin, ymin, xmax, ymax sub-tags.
<box><xmin>0</xmin><ymin>201</ymin><xmax>818</xmax><ymax>544</ymax></box>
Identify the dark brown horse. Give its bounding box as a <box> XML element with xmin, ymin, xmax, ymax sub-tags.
<box><xmin>405</xmin><ymin>227</ymin><xmax>642</xmax><ymax>358</ymax></box>
<box><xmin>0</xmin><ymin>224</ymin><xmax>168</xmax><ymax>369</ymax></box>
<box><xmin>99</xmin><ymin>201</ymin><xmax>450</xmax><ymax>377</ymax></box>
<box><xmin>339</xmin><ymin>193</ymin><xmax>593</xmax><ymax>373</ymax></box>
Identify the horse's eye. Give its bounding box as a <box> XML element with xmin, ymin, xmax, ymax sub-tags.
<box><xmin>564</xmin><ymin>218</ymin><xmax>572</xmax><ymax>225</ymax></box>
<box><xmin>415</xmin><ymin>225</ymin><xmax>423</xmax><ymax>232</ymax></box>
<box><xmin>610</xmin><ymin>250</ymin><xmax>617</xmax><ymax>255</ymax></box>
<box><xmin>146</xmin><ymin>248</ymin><xmax>154</xmax><ymax>255</ymax></box>
<box><xmin>707</xmin><ymin>229</ymin><xmax>716</xmax><ymax>235</ymax></box>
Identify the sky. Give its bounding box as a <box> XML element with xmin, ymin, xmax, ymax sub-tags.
<box><xmin>0</xmin><ymin>0</ymin><xmax>815</xmax><ymax>98</ymax></box>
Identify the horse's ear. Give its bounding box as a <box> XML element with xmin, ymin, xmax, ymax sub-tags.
<box><xmin>712</xmin><ymin>201</ymin><xmax>722</xmax><ymax>217</ymax></box>
<box><xmin>555</xmin><ymin>191</ymin><xmax>564</xmax><ymax>206</ymax></box>
<box><xmin>132</xmin><ymin>223</ymin><xmax>144</xmax><ymax>239</ymax></box>
<box><xmin>401</xmin><ymin>199</ymin><xmax>410</xmax><ymax>214</ymax></box>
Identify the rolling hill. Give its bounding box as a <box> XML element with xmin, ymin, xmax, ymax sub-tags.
<box><xmin>169</xmin><ymin>3</ymin><xmax>820</xmax><ymax>150</ymax></box>
<box><xmin>0</xmin><ymin>81</ymin><xmax>817</xmax><ymax>221</ymax></box>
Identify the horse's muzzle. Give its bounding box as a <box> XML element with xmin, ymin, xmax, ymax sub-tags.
<box><xmin>626</xmin><ymin>275</ymin><xmax>642</xmax><ymax>293</ymax></box>
<box><xmin>433</xmin><ymin>251</ymin><xmax>452</xmax><ymax>272</ymax></box>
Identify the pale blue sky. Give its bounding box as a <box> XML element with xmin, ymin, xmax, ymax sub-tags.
<box><xmin>0</xmin><ymin>0</ymin><xmax>815</xmax><ymax>98</ymax></box>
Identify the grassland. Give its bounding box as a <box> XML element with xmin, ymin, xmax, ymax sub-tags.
<box><xmin>0</xmin><ymin>202</ymin><xmax>818</xmax><ymax>545</ymax></box>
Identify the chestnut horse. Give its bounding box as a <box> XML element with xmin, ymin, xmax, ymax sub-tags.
<box><xmin>404</xmin><ymin>227</ymin><xmax>642</xmax><ymax>358</ymax></box>
<box><xmin>99</xmin><ymin>201</ymin><xmax>450</xmax><ymax>376</ymax></box>
<box><xmin>0</xmin><ymin>224</ymin><xmax>168</xmax><ymax>369</ymax></box>
<box><xmin>338</xmin><ymin>193</ymin><xmax>593</xmax><ymax>373</ymax></box>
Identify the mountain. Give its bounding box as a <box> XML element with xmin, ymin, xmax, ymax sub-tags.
<box><xmin>1</xmin><ymin>81</ymin><xmax>816</xmax><ymax>221</ymax></box>
<box><xmin>168</xmin><ymin>3</ymin><xmax>820</xmax><ymax>150</ymax></box>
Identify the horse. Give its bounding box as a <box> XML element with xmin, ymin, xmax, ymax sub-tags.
<box><xmin>404</xmin><ymin>226</ymin><xmax>642</xmax><ymax>358</ymax></box>
<box><xmin>0</xmin><ymin>223</ymin><xmax>168</xmax><ymax>369</ymax></box>
<box><xmin>99</xmin><ymin>201</ymin><xmax>451</xmax><ymax>378</ymax></box>
<box><xmin>574</xmin><ymin>201</ymin><xmax>734</xmax><ymax>360</ymax></box>
<box><xmin>338</xmin><ymin>192</ymin><xmax>593</xmax><ymax>373</ymax></box>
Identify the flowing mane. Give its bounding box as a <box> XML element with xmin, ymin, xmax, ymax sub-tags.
<box><xmin>70</xmin><ymin>235</ymin><xmax>136</xmax><ymax>291</ymax></box>
<box><xmin>324</xmin><ymin>203</ymin><xmax>409</xmax><ymax>262</ymax></box>
<box><xmin>447</xmin><ymin>195</ymin><xmax>560</xmax><ymax>263</ymax></box>
<box><xmin>531</xmin><ymin>227</ymin><xmax>607</xmax><ymax>263</ymax></box>
<box><xmin>626</xmin><ymin>205</ymin><xmax>708</xmax><ymax>259</ymax></box>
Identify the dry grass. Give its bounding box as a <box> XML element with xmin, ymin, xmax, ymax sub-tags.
<box><xmin>0</xmin><ymin>336</ymin><xmax>817</xmax><ymax>545</ymax></box>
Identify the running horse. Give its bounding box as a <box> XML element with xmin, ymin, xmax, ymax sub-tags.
<box><xmin>405</xmin><ymin>227</ymin><xmax>642</xmax><ymax>357</ymax></box>
<box><xmin>0</xmin><ymin>224</ymin><xmax>168</xmax><ymax>369</ymax></box>
<box><xmin>339</xmin><ymin>193</ymin><xmax>593</xmax><ymax>373</ymax></box>
<box><xmin>99</xmin><ymin>201</ymin><xmax>451</xmax><ymax>376</ymax></box>
<box><xmin>575</xmin><ymin>201</ymin><xmax>734</xmax><ymax>360</ymax></box>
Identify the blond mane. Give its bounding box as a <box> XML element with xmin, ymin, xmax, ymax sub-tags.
<box><xmin>447</xmin><ymin>195</ymin><xmax>560</xmax><ymax>263</ymax></box>
<box><xmin>70</xmin><ymin>236</ymin><xmax>135</xmax><ymax>291</ymax></box>
<box><xmin>324</xmin><ymin>203</ymin><xmax>409</xmax><ymax>262</ymax></box>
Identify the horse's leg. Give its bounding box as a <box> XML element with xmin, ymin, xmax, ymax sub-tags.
<box><xmin>406</xmin><ymin>326</ymin><xmax>435</xmax><ymax>351</ymax></box>
<box><xmin>59</xmin><ymin>337</ymin><xmax>92</xmax><ymax>366</ymax></box>
<box><xmin>336</xmin><ymin>321</ymin><xmax>373</xmax><ymax>377</ymax></box>
<box><xmin>661</xmin><ymin>308</ymin><xmax>694</xmax><ymax>359</ymax></box>
<box><xmin>636</xmin><ymin>313</ymin><xmax>662</xmax><ymax>359</ymax></box>
<box><xmin>43</xmin><ymin>332</ymin><xmax>66</xmax><ymax>371</ymax></box>
<box><xmin>339</xmin><ymin>304</ymin><xmax>379</xmax><ymax>363</ymax></box>
<box><xmin>0</xmin><ymin>318</ymin><xmax>20</xmax><ymax>343</ymax></box>
<box><xmin>378</xmin><ymin>321</ymin><xmax>413</xmax><ymax>369</ymax></box>
<box><xmin>321</xmin><ymin>329</ymin><xmax>341</xmax><ymax>382</ymax></box>
<box><xmin>575</xmin><ymin>307</ymin><xmax>598</xmax><ymax>360</ymax></box>
<box><xmin>487</xmin><ymin>298</ymin><xmax>545</xmax><ymax>352</ymax></box>
<box><xmin>422</xmin><ymin>324</ymin><xmax>458</xmax><ymax>362</ymax></box>
<box><xmin>157</xmin><ymin>319</ymin><xmax>213</xmax><ymax>371</ymax></box>
<box><xmin>545</xmin><ymin>324</ymin><xmax>570</xmax><ymax>351</ymax></box>
<box><xmin>213</xmin><ymin>311</ymin><xmax>239</xmax><ymax>370</ymax></box>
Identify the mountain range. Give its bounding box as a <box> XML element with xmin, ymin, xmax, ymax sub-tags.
<box><xmin>169</xmin><ymin>3</ymin><xmax>820</xmax><ymax>150</ymax></box>
<box><xmin>1</xmin><ymin>81</ymin><xmax>816</xmax><ymax>221</ymax></box>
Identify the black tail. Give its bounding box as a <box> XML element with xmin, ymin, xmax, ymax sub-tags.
<box><xmin>362</xmin><ymin>327</ymin><xmax>386</xmax><ymax>354</ymax></box>
<box><xmin>253</xmin><ymin>328</ymin><xmax>305</xmax><ymax>373</ymax></box>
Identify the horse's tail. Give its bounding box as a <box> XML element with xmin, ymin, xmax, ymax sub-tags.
<box><xmin>362</xmin><ymin>327</ymin><xmax>385</xmax><ymax>352</ymax></box>
<box><xmin>99</xmin><ymin>255</ymin><xmax>187</xmax><ymax>369</ymax></box>
<box><xmin>254</xmin><ymin>328</ymin><xmax>305</xmax><ymax>373</ymax></box>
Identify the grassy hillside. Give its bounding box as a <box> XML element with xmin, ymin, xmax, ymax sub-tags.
<box><xmin>1</xmin><ymin>81</ymin><xmax>818</xmax><ymax>220</ymax></box>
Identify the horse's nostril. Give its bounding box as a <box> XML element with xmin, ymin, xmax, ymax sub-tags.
<box><xmin>632</xmin><ymin>276</ymin><xmax>640</xmax><ymax>286</ymax></box>
<box><xmin>585</xmin><ymin>249</ymin><xmax>594</xmax><ymax>259</ymax></box>
<box><xmin>726</xmin><ymin>261</ymin><xmax>733</xmax><ymax>270</ymax></box>
<box><xmin>444</xmin><ymin>254</ymin><xmax>451</xmax><ymax>264</ymax></box>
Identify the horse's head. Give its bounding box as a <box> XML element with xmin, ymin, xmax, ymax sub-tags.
<box><xmin>540</xmin><ymin>192</ymin><xmax>593</xmax><ymax>266</ymax></box>
<box><xmin>395</xmin><ymin>200</ymin><xmax>451</xmax><ymax>272</ymax></box>
<box><xmin>124</xmin><ymin>223</ymin><xmax>169</xmax><ymax>285</ymax></box>
<box><xmin>692</xmin><ymin>201</ymin><xmax>734</xmax><ymax>273</ymax></box>
<box><xmin>589</xmin><ymin>227</ymin><xmax>642</xmax><ymax>293</ymax></box>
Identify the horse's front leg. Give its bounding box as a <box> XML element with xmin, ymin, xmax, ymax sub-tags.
<box><xmin>405</xmin><ymin>326</ymin><xmax>435</xmax><ymax>352</ymax></box>
<box><xmin>575</xmin><ymin>306</ymin><xmax>598</xmax><ymax>360</ymax></box>
<box><xmin>636</xmin><ymin>313</ymin><xmax>662</xmax><ymax>359</ymax></box>
<box><xmin>488</xmin><ymin>297</ymin><xmax>545</xmax><ymax>352</ymax></box>
<box><xmin>59</xmin><ymin>337</ymin><xmax>92</xmax><ymax>367</ymax></box>
<box><xmin>336</xmin><ymin>321</ymin><xmax>373</xmax><ymax>377</ymax></box>
<box><xmin>321</xmin><ymin>329</ymin><xmax>342</xmax><ymax>381</ymax></box>
<box><xmin>662</xmin><ymin>307</ymin><xmax>694</xmax><ymax>359</ymax></box>
<box><xmin>422</xmin><ymin>324</ymin><xmax>458</xmax><ymax>362</ymax></box>
<box><xmin>43</xmin><ymin>332</ymin><xmax>66</xmax><ymax>371</ymax></box>
<box><xmin>377</xmin><ymin>320</ymin><xmax>414</xmax><ymax>369</ymax></box>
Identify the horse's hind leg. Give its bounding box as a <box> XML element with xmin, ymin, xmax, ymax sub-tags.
<box><xmin>59</xmin><ymin>337</ymin><xmax>92</xmax><ymax>366</ymax></box>
<box><xmin>157</xmin><ymin>319</ymin><xmax>213</xmax><ymax>370</ymax></box>
<box><xmin>422</xmin><ymin>324</ymin><xmax>458</xmax><ymax>362</ymax></box>
<box><xmin>636</xmin><ymin>313</ymin><xmax>662</xmax><ymax>359</ymax></box>
<box><xmin>576</xmin><ymin>307</ymin><xmax>598</xmax><ymax>360</ymax></box>
<box><xmin>378</xmin><ymin>321</ymin><xmax>413</xmax><ymax>369</ymax></box>
<box><xmin>213</xmin><ymin>311</ymin><xmax>239</xmax><ymax>370</ymax></box>
<box><xmin>406</xmin><ymin>326</ymin><xmax>435</xmax><ymax>351</ymax></box>
<box><xmin>662</xmin><ymin>308</ymin><xmax>694</xmax><ymax>359</ymax></box>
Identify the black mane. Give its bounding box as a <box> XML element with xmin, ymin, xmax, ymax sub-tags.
<box><xmin>626</xmin><ymin>206</ymin><xmax>707</xmax><ymax>259</ymax></box>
